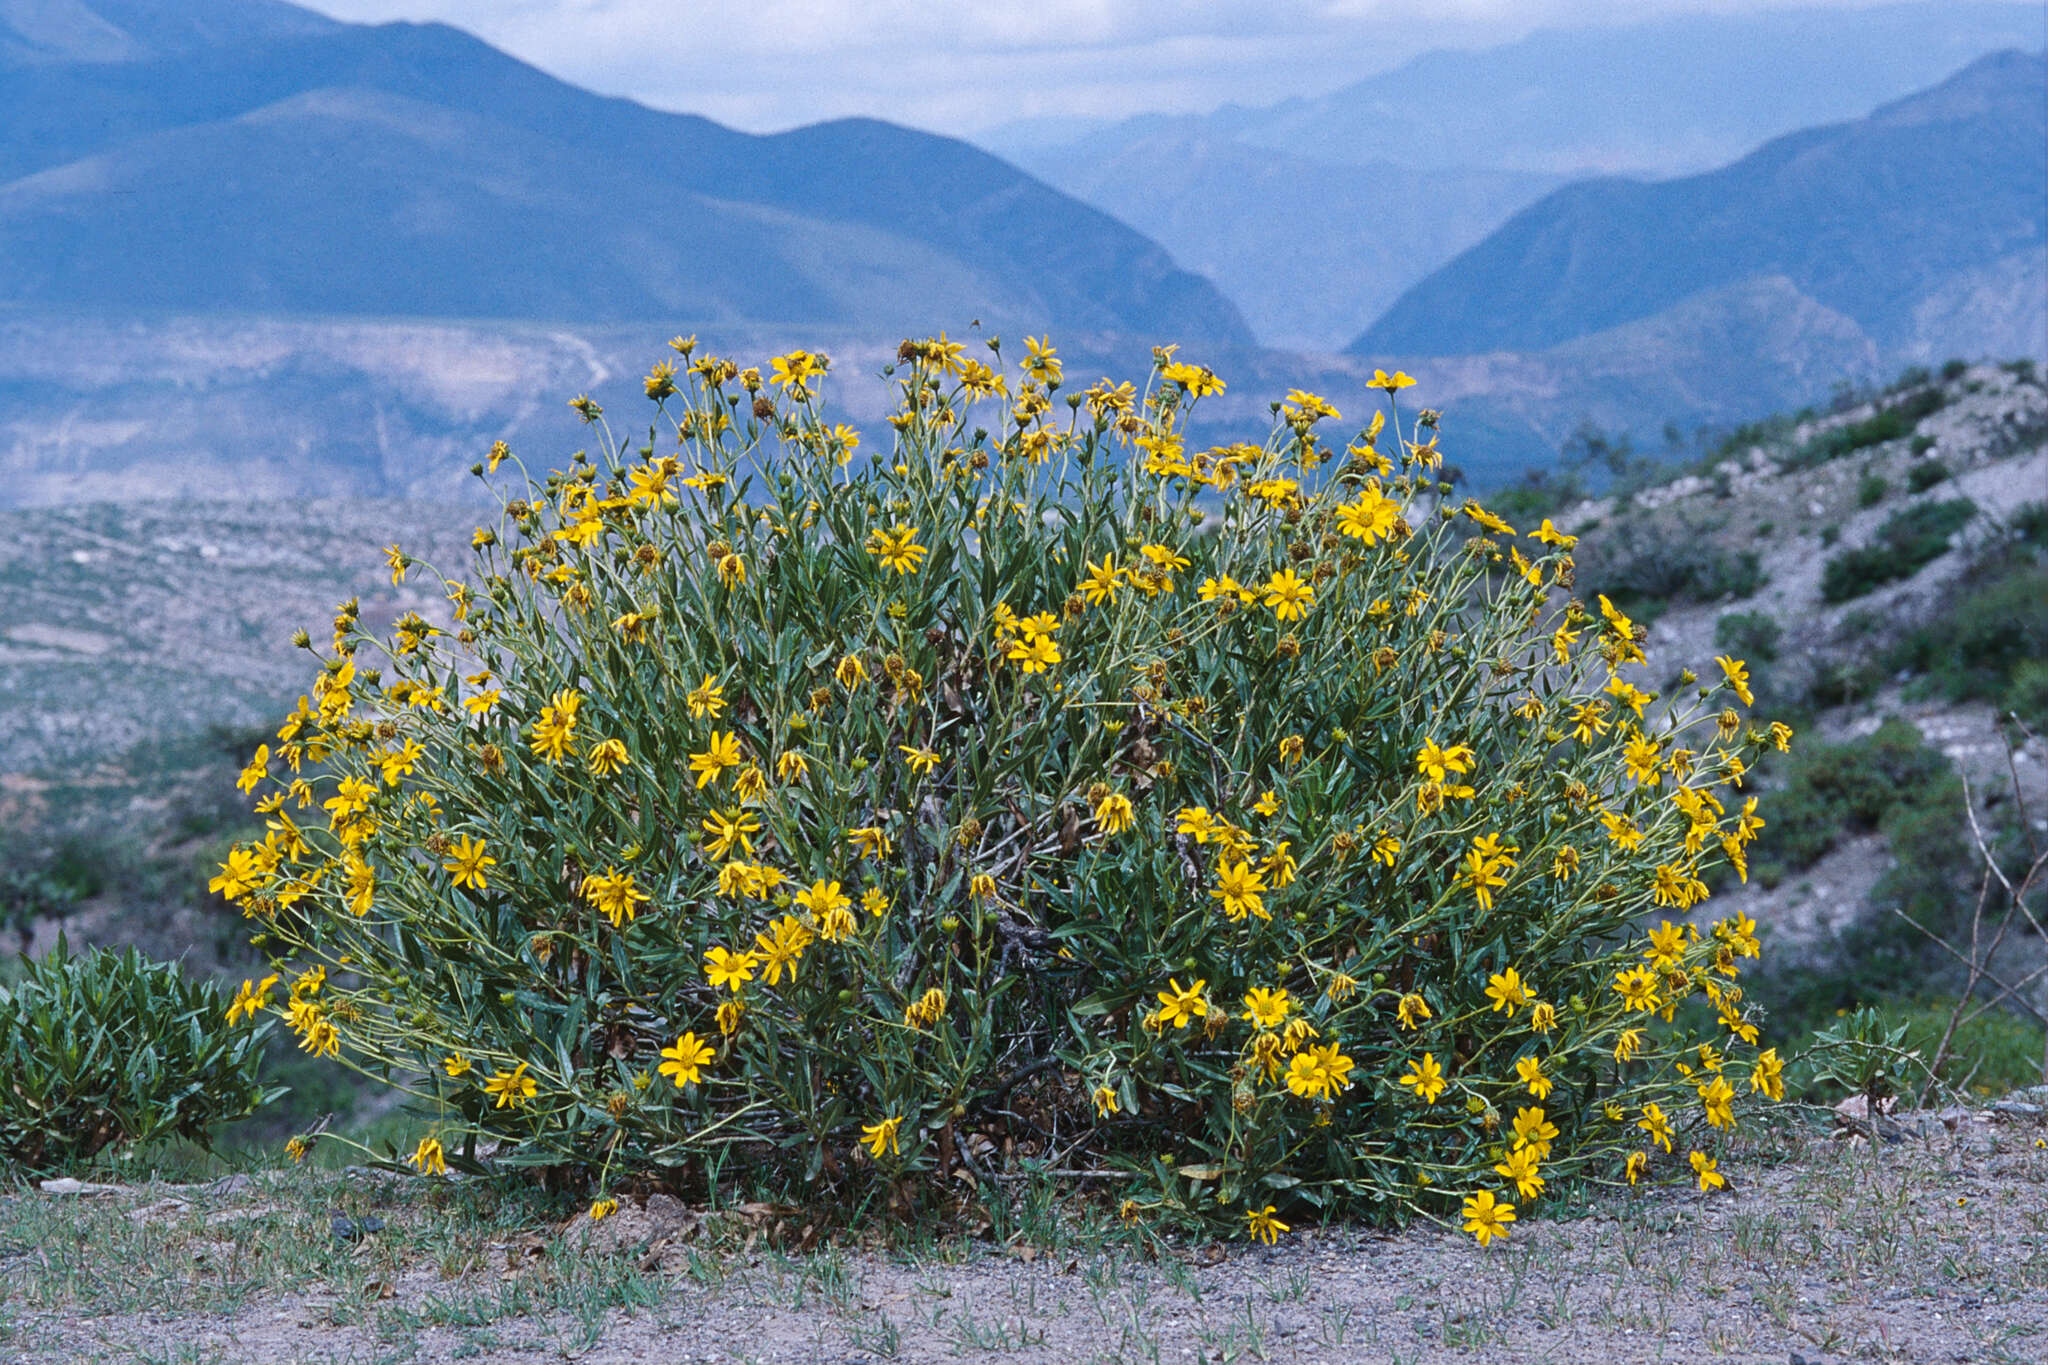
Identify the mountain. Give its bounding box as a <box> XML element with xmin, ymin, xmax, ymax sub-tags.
<box><xmin>992</xmin><ymin>4</ymin><xmax>2041</xmax><ymax>349</ymax></box>
<box><xmin>1010</xmin><ymin>136</ymin><xmax>1559</xmax><ymax>352</ymax></box>
<box><xmin>0</xmin><ymin>0</ymin><xmax>338</xmax><ymax>65</ymax></box>
<box><xmin>1353</xmin><ymin>51</ymin><xmax>2048</xmax><ymax>362</ymax></box>
<box><xmin>0</xmin><ymin>2</ymin><xmax>1249</xmax><ymax>342</ymax></box>
<box><xmin>988</xmin><ymin>4</ymin><xmax>2045</xmax><ymax>178</ymax></box>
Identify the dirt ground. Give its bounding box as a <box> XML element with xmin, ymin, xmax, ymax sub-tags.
<box><xmin>4</xmin><ymin>1109</ymin><xmax>2047</xmax><ymax>1365</ymax></box>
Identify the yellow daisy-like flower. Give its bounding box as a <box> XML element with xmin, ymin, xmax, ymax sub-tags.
<box><xmin>409</xmin><ymin>1136</ymin><xmax>447</xmax><ymax>1176</ymax></box>
<box><xmin>1244</xmin><ymin>1204</ymin><xmax>1290</xmax><ymax>1245</ymax></box>
<box><xmin>1398</xmin><ymin>1052</ymin><xmax>1447</xmax><ymax>1104</ymax></box>
<box><xmin>1462</xmin><ymin>1189</ymin><xmax>1515</xmax><ymax>1246</ymax></box>
<box><xmin>1261</xmin><ymin>567</ymin><xmax>1314</xmax><ymax>621</ymax></box>
<box><xmin>658</xmin><ymin>1031</ymin><xmax>715</xmax><ymax>1088</ymax></box>
<box><xmin>860</xmin><ymin>1115</ymin><xmax>903</xmax><ymax>1158</ymax></box>
<box><xmin>483</xmin><ymin>1062</ymin><xmax>537</xmax><ymax>1109</ymax></box>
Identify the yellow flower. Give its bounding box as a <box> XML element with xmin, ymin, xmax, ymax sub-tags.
<box><xmin>1462</xmin><ymin>1189</ymin><xmax>1515</xmax><ymax>1246</ymax></box>
<box><xmin>1093</xmin><ymin>791</ymin><xmax>1135</xmax><ymax>835</ymax></box>
<box><xmin>1749</xmin><ymin>1047</ymin><xmax>1785</xmax><ymax>1101</ymax></box>
<box><xmin>1414</xmin><ymin>738</ymin><xmax>1476</xmax><ymax>782</ymax></box>
<box><xmin>224</xmin><ymin>974</ymin><xmax>278</xmax><ymax>1025</ymax></box>
<box><xmin>861</xmin><ymin>1115</ymin><xmax>903</xmax><ymax>1158</ymax></box>
<box><xmin>1209</xmin><ymin>857</ymin><xmax>1268</xmax><ymax>921</ymax></box>
<box><xmin>865</xmin><ymin>523</ymin><xmax>928</xmax><ymax>575</ymax></box>
<box><xmin>1092</xmin><ymin>1085</ymin><xmax>1119</xmax><ymax>1117</ymax></box>
<box><xmin>899</xmin><ymin>744</ymin><xmax>940</xmax><ymax>775</ymax></box>
<box><xmin>688</xmin><ymin>730</ymin><xmax>743</xmax><ymax>788</ymax></box>
<box><xmin>1334</xmin><ymin>487</ymin><xmax>1400</xmax><ymax>545</ymax></box>
<box><xmin>1613</xmin><ymin>965</ymin><xmax>1663</xmax><ymax>1013</ymax></box>
<box><xmin>580</xmin><ymin>867</ymin><xmax>650</xmax><ymax>928</ymax></box>
<box><xmin>862</xmin><ymin>887</ymin><xmax>889</xmax><ymax>918</ymax></box>
<box><xmin>1261</xmin><ymin>567</ymin><xmax>1314</xmax><ymax>621</ymax></box>
<box><xmin>590</xmin><ymin>1197</ymin><xmax>620</xmax><ymax>1222</ymax></box>
<box><xmin>441</xmin><ymin>835</ymin><xmax>496</xmax><ymax>892</ymax></box>
<box><xmin>1369</xmin><ymin>368</ymin><xmax>1416</xmax><ymax>392</ymax></box>
<box><xmin>1241</xmin><ymin>987</ymin><xmax>1291</xmax><ymax>1029</ymax></box>
<box><xmin>775</xmin><ymin>749</ymin><xmax>809</xmax><ymax>782</ymax></box>
<box><xmin>1715</xmin><ymin>655</ymin><xmax>1754</xmax><ymax>706</ymax></box>
<box><xmin>1638</xmin><ymin>1102</ymin><xmax>1673</xmax><ymax>1152</ymax></box>
<box><xmin>1699</xmin><ymin>1075</ymin><xmax>1737</xmax><ymax>1130</ymax></box>
<box><xmin>1690</xmin><ymin>1150</ymin><xmax>1726</xmax><ymax>1192</ymax></box>
<box><xmin>1512</xmin><ymin>1106</ymin><xmax>1558</xmax><ymax>1157</ymax></box>
<box><xmin>658</xmin><ymin>1031</ymin><xmax>715</xmax><ymax>1087</ymax></box>
<box><xmin>1515</xmin><ymin>1055</ymin><xmax>1553</xmax><ymax>1100</ymax></box>
<box><xmin>1398</xmin><ymin>1052</ymin><xmax>1447</xmax><ymax>1104</ymax></box>
<box><xmin>847</xmin><ymin>825</ymin><xmax>893</xmax><ymax>860</ymax></box>
<box><xmin>701</xmin><ymin>807</ymin><xmax>761</xmax><ymax>860</ymax></box>
<box><xmin>754</xmin><ymin>915</ymin><xmax>815</xmax><ymax>986</ymax></box>
<box><xmin>1079</xmin><ymin>555</ymin><xmax>1122</xmax><ymax>605</ymax></box>
<box><xmin>686</xmin><ymin>674</ymin><xmax>727</xmax><ymax>719</ymax></box>
<box><xmin>1484</xmin><ymin>968</ymin><xmax>1531</xmax><ymax>1015</ymax></box>
<box><xmin>904</xmin><ymin>987</ymin><xmax>947</xmax><ymax>1028</ymax></box>
<box><xmin>1006</xmin><ymin>631</ymin><xmax>1061</xmax><ymax>673</ymax></box>
<box><xmin>443</xmin><ymin>1054</ymin><xmax>472</xmax><ymax>1077</ymax></box>
<box><xmin>1395</xmin><ymin>993</ymin><xmax>1431</xmax><ymax>1030</ymax></box>
<box><xmin>1156</xmin><ymin>978</ymin><xmax>1209</xmax><ymax>1028</ymax></box>
<box><xmin>1244</xmin><ymin>1205</ymin><xmax>1290</xmax><ymax>1245</ymax></box>
<box><xmin>1613</xmin><ymin>1028</ymin><xmax>1644</xmax><ymax>1063</ymax></box>
<box><xmin>836</xmin><ymin>654</ymin><xmax>869</xmax><ymax>689</ymax></box>
<box><xmin>1625</xmin><ymin>1151</ymin><xmax>1648</xmax><ymax>1185</ymax></box>
<box><xmin>1493</xmin><ymin>1144</ymin><xmax>1544</xmax><ymax>1201</ymax></box>
<box><xmin>410</xmin><ymin>1136</ymin><xmax>447</xmax><ymax>1176</ymax></box>
<box><xmin>484</xmin><ymin>1063</ymin><xmax>537</xmax><ymax>1109</ymax></box>
<box><xmin>1529</xmin><ymin>1001</ymin><xmax>1557</xmax><ymax>1034</ymax></box>
<box><xmin>704</xmin><ymin>946</ymin><xmax>759</xmax><ymax>991</ymax></box>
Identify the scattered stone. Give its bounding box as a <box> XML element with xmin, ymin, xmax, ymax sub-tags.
<box><xmin>38</xmin><ymin>1178</ymin><xmax>125</xmax><ymax>1196</ymax></box>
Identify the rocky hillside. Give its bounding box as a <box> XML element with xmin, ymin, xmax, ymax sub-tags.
<box><xmin>1555</xmin><ymin>359</ymin><xmax>2048</xmax><ymax>1052</ymax></box>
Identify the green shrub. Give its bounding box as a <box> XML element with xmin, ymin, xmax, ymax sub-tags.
<box><xmin>1714</xmin><ymin>611</ymin><xmax>1781</xmax><ymax>664</ymax></box>
<box><xmin>2014</xmin><ymin>501</ymin><xmax>2048</xmax><ymax>549</ymax></box>
<box><xmin>1820</xmin><ymin>499</ymin><xmax>1976</xmax><ymax>602</ymax></box>
<box><xmin>1905</xmin><ymin>459</ymin><xmax>1949</xmax><ymax>492</ymax></box>
<box><xmin>1789</xmin><ymin>389</ymin><xmax>1944</xmax><ymax>469</ymax></box>
<box><xmin>1855</xmin><ymin>473</ymin><xmax>1889</xmax><ymax>507</ymax></box>
<box><xmin>1939</xmin><ymin>359</ymin><xmax>1969</xmax><ymax>383</ymax></box>
<box><xmin>1579</xmin><ymin>528</ymin><xmax>1764</xmax><ymax>620</ymax></box>
<box><xmin>215</xmin><ymin>339</ymin><xmax>1786</xmax><ymax>1238</ymax></box>
<box><xmin>1752</xmin><ymin>718</ymin><xmax>1956</xmax><ymax>884</ymax></box>
<box><xmin>1909</xmin><ymin>434</ymin><xmax>1935</xmax><ymax>456</ymax></box>
<box><xmin>0</xmin><ymin>940</ymin><xmax>281</xmax><ymax>1170</ymax></box>
<box><xmin>1885</xmin><ymin>557</ymin><xmax>2048</xmax><ymax>706</ymax></box>
<box><xmin>2002</xmin><ymin>661</ymin><xmax>2048</xmax><ymax>730</ymax></box>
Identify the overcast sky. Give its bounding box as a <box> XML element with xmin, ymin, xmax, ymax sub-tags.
<box><xmin>296</xmin><ymin>1</ymin><xmax>1990</xmax><ymax>136</ymax></box>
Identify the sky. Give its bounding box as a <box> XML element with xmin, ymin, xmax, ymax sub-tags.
<box><xmin>293</xmin><ymin>0</ymin><xmax>1979</xmax><ymax>137</ymax></box>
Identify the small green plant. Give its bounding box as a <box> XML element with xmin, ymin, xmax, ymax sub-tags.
<box><xmin>0</xmin><ymin>940</ymin><xmax>281</xmax><ymax>1170</ymax></box>
<box><xmin>1905</xmin><ymin>460</ymin><xmax>1950</xmax><ymax>493</ymax></box>
<box><xmin>1939</xmin><ymin>359</ymin><xmax>1968</xmax><ymax>382</ymax></box>
<box><xmin>1804</xmin><ymin>1006</ymin><xmax>1913</xmax><ymax>1109</ymax></box>
<box><xmin>1820</xmin><ymin>498</ymin><xmax>1976</xmax><ymax>602</ymax></box>
<box><xmin>1855</xmin><ymin>473</ymin><xmax>1889</xmax><ymax>507</ymax></box>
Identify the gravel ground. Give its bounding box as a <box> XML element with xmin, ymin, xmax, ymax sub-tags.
<box><xmin>5</xmin><ymin>1113</ymin><xmax>2046</xmax><ymax>1364</ymax></box>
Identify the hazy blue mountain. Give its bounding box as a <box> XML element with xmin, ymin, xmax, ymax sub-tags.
<box><xmin>988</xmin><ymin>3</ymin><xmax>2045</xmax><ymax>178</ymax></box>
<box><xmin>0</xmin><ymin>0</ymin><xmax>338</xmax><ymax>65</ymax></box>
<box><xmin>0</xmin><ymin>2</ymin><xmax>1249</xmax><ymax>342</ymax></box>
<box><xmin>991</xmin><ymin>3</ymin><xmax>2041</xmax><ymax>348</ymax></box>
<box><xmin>1353</xmin><ymin>51</ymin><xmax>2048</xmax><ymax>359</ymax></box>
<box><xmin>1006</xmin><ymin>135</ymin><xmax>1559</xmax><ymax>351</ymax></box>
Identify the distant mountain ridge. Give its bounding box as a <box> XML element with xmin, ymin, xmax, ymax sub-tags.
<box><xmin>993</xmin><ymin>3</ymin><xmax>2043</xmax><ymax>350</ymax></box>
<box><xmin>1353</xmin><ymin>50</ymin><xmax>2048</xmax><ymax>362</ymax></box>
<box><xmin>0</xmin><ymin>1</ymin><xmax>1250</xmax><ymax>342</ymax></box>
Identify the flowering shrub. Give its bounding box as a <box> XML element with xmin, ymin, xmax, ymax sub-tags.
<box><xmin>218</xmin><ymin>335</ymin><xmax>1790</xmax><ymax>1240</ymax></box>
<box><xmin>0</xmin><ymin>940</ymin><xmax>280</xmax><ymax>1170</ymax></box>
